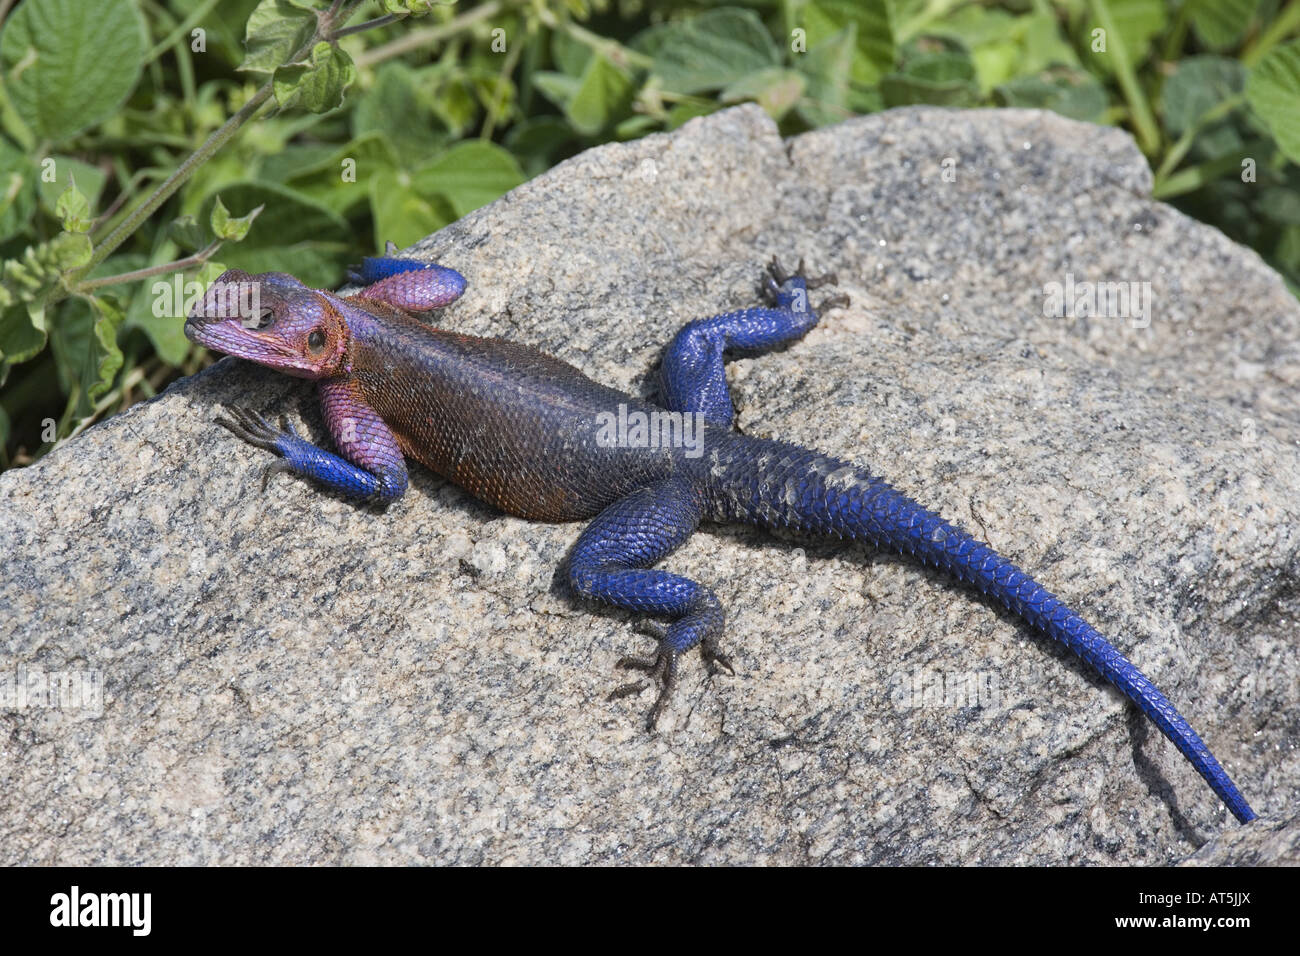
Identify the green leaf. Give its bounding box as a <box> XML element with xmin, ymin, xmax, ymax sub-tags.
<box><xmin>1163</xmin><ymin>56</ymin><xmax>1245</xmax><ymax>137</ymax></box>
<box><xmin>563</xmin><ymin>55</ymin><xmax>635</xmax><ymax>136</ymax></box>
<box><xmin>169</xmin><ymin>215</ymin><xmax>209</xmax><ymax>252</ymax></box>
<box><xmin>239</xmin><ymin>0</ymin><xmax>317</xmax><ymax>74</ymax></box>
<box><xmin>969</xmin><ymin>40</ymin><xmax>1024</xmax><ymax>93</ymax></box>
<box><xmin>1187</xmin><ymin>0</ymin><xmax>1259</xmax><ymax>51</ymax></box>
<box><xmin>795</xmin><ymin>26</ymin><xmax>856</xmax><ymax>127</ymax></box>
<box><xmin>532</xmin><ymin>72</ymin><xmax>583</xmax><ymax>112</ymax></box>
<box><xmin>45</xmin><ymin>231</ymin><xmax>92</xmax><ymax>271</ymax></box>
<box><xmin>55</xmin><ymin>180</ymin><xmax>90</xmax><ymax>234</ymax></box>
<box><xmin>277</xmin><ymin>133</ymin><xmax>400</xmax><ymax>217</ymax></box>
<box><xmin>193</xmin><ymin>183</ymin><xmax>349</xmax><ymax>287</ymax></box>
<box><xmin>1247</xmin><ymin>39</ymin><xmax>1300</xmax><ymax>164</ymax></box>
<box><xmin>81</xmin><ymin>293</ymin><xmax>124</xmax><ymax>402</ymax></box>
<box><xmin>995</xmin><ymin>70</ymin><xmax>1108</xmax><ymax>122</ymax></box>
<box><xmin>379</xmin><ymin>0</ymin><xmax>442</xmax><ymax>15</ymax></box>
<box><xmin>172</xmin><ymin>0</ymin><xmax>261</xmax><ymax>68</ymax></box>
<box><xmin>257</xmin><ymin>143</ymin><xmax>343</xmax><ymax>184</ymax></box>
<box><xmin>881</xmin><ymin>51</ymin><xmax>978</xmax><ymax>108</ymax></box>
<box><xmin>196</xmin><ymin>261</ymin><xmax>228</xmax><ymax>288</ymax></box>
<box><xmin>722</xmin><ymin>69</ymin><xmax>807</xmax><ymax>119</ymax></box>
<box><xmin>632</xmin><ymin>7</ymin><xmax>780</xmax><ymax>95</ymax></box>
<box><xmin>49</xmin><ymin>293</ymin><xmax>125</xmax><ymax>414</ymax></box>
<box><xmin>0</xmin><ymin>0</ymin><xmax>147</xmax><ymax>143</ymax></box>
<box><xmin>273</xmin><ymin>41</ymin><xmax>356</xmax><ymax>113</ymax></box>
<box><xmin>503</xmin><ymin>118</ymin><xmax>576</xmax><ymax>176</ymax></box>
<box><xmin>0</xmin><ymin>139</ymin><xmax>37</xmax><ymax>241</ymax></box>
<box><xmin>798</xmin><ymin>0</ymin><xmax>895</xmax><ymax>87</ymax></box>
<box><xmin>428</xmin><ymin>69</ymin><xmax>480</xmax><ymax>138</ymax></box>
<box><xmin>1017</xmin><ymin>12</ymin><xmax>1082</xmax><ymax>74</ymax></box>
<box><xmin>209</xmin><ymin>196</ymin><xmax>263</xmax><ymax>241</ymax></box>
<box><xmin>666</xmin><ymin>102</ymin><xmax>719</xmax><ymax>129</ymax></box>
<box><xmin>614</xmin><ymin>115</ymin><xmax>659</xmax><ymax>139</ymax></box>
<box><xmin>923</xmin><ymin>9</ymin><xmax>1079</xmax><ymax>93</ymax></box>
<box><xmin>1257</xmin><ymin>186</ymin><xmax>1300</xmax><ymax>225</ymax></box>
<box><xmin>0</xmin><ymin>302</ymin><xmax>45</xmax><ymax>365</ymax></box>
<box><xmin>410</xmin><ymin>142</ymin><xmax>524</xmax><ymax>218</ymax></box>
<box><xmin>551</xmin><ymin>26</ymin><xmax>595</xmax><ymax>77</ymax></box>
<box><xmin>368</xmin><ymin>175</ymin><xmax>455</xmax><ymax>250</ymax></box>
<box><xmin>35</xmin><ymin>157</ymin><xmax>107</xmax><ymax>220</ymax></box>
<box><xmin>351</xmin><ymin>61</ymin><xmax>449</xmax><ymax>167</ymax></box>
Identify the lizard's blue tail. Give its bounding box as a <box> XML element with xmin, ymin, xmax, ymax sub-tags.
<box><xmin>702</xmin><ymin>435</ymin><xmax>1257</xmax><ymax>823</ymax></box>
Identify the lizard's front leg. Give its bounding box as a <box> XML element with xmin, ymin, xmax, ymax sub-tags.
<box><xmin>568</xmin><ymin>475</ymin><xmax>732</xmax><ymax>728</ymax></box>
<box><xmin>217</xmin><ymin>378</ymin><xmax>408</xmax><ymax>503</ymax></box>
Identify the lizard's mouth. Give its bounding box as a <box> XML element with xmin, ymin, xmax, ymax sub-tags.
<box><xmin>184</xmin><ymin>313</ymin><xmax>255</xmax><ymax>354</ymax></box>
<box><xmin>185</xmin><ymin>269</ymin><xmax>294</xmax><ymax>362</ymax></box>
<box><xmin>184</xmin><ymin>314</ymin><xmax>310</xmax><ymax>371</ymax></box>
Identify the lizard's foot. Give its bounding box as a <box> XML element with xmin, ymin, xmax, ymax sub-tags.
<box><xmin>762</xmin><ymin>256</ymin><xmax>846</xmax><ymax>307</ymax></box>
<box><xmin>214</xmin><ymin>404</ymin><xmax>297</xmax><ymax>452</ymax></box>
<box><xmin>608</xmin><ymin>601</ymin><xmax>732</xmax><ymax>730</ymax></box>
<box><xmin>214</xmin><ymin>405</ymin><xmax>302</xmax><ymax>491</ymax></box>
<box><xmin>610</xmin><ymin>641</ymin><xmax>680</xmax><ymax>731</ymax></box>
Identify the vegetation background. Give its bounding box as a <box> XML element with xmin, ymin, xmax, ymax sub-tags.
<box><xmin>1</xmin><ymin>0</ymin><xmax>1297</xmax><ymax>468</ymax></box>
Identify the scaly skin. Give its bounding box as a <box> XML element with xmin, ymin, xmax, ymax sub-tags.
<box><xmin>185</xmin><ymin>253</ymin><xmax>1257</xmax><ymax>825</ymax></box>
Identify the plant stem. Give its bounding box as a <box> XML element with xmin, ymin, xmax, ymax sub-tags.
<box><xmin>1243</xmin><ymin>0</ymin><xmax>1300</xmax><ymax>67</ymax></box>
<box><xmin>79</xmin><ymin>84</ymin><xmax>274</xmax><ymax>277</ymax></box>
<box><xmin>1089</xmin><ymin>0</ymin><xmax>1161</xmax><ymax>156</ymax></box>
<box><xmin>355</xmin><ymin>1</ymin><xmax>502</xmax><ymax>68</ymax></box>
<box><xmin>336</xmin><ymin>14</ymin><xmax>399</xmax><ymax>39</ymax></box>
<box><xmin>1153</xmin><ymin>93</ymin><xmax>1246</xmax><ymax>185</ymax></box>
<box><xmin>1151</xmin><ymin>139</ymin><xmax>1270</xmax><ymax>200</ymax></box>
<box><xmin>78</xmin><ymin>241</ymin><xmax>224</xmax><ymax>292</ymax></box>
<box><xmin>142</xmin><ymin>0</ymin><xmax>222</xmax><ymax>65</ymax></box>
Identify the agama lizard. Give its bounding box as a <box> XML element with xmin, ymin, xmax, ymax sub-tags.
<box><xmin>184</xmin><ymin>252</ymin><xmax>1258</xmax><ymax>825</ymax></box>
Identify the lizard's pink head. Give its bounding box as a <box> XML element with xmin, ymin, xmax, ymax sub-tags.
<box><xmin>185</xmin><ymin>270</ymin><xmax>351</xmax><ymax>379</ymax></box>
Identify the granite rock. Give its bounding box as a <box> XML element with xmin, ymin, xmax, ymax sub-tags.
<box><xmin>2</xmin><ymin>105</ymin><xmax>1297</xmax><ymax>864</ymax></box>
<box><xmin>1179</xmin><ymin>812</ymin><xmax>1300</xmax><ymax>865</ymax></box>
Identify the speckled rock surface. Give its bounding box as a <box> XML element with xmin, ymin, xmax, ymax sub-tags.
<box><xmin>1178</xmin><ymin>812</ymin><xmax>1300</xmax><ymax>865</ymax></box>
<box><xmin>2</xmin><ymin>105</ymin><xmax>1297</xmax><ymax>865</ymax></box>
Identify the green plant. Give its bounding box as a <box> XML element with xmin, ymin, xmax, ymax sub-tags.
<box><xmin>1</xmin><ymin>0</ymin><xmax>1297</xmax><ymax>468</ymax></box>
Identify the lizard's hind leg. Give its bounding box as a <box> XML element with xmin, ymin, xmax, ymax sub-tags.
<box><xmin>568</xmin><ymin>476</ymin><xmax>732</xmax><ymax>728</ymax></box>
<box><xmin>657</xmin><ymin>257</ymin><xmax>848</xmax><ymax>426</ymax></box>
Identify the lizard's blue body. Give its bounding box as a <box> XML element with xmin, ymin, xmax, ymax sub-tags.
<box><xmin>185</xmin><ymin>254</ymin><xmax>1257</xmax><ymax>825</ymax></box>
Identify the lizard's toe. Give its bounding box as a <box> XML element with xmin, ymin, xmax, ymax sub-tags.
<box><xmin>215</xmin><ymin>405</ymin><xmax>283</xmax><ymax>452</ymax></box>
<box><xmin>610</xmin><ymin>644</ymin><xmax>679</xmax><ymax>730</ymax></box>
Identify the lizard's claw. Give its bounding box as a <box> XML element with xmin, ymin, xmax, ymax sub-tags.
<box><xmin>805</xmin><ymin>269</ymin><xmax>838</xmax><ymax>290</ymax></box>
<box><xmin>610</xmin><ymin>643</ymin><xmax>681</xmax><ymax>731</ymax></box>
<box><xmin>761</xmin><ymin>275</ymin><xmax>782</xmax><ymax>305</ymax></box>
<box><xmin>700</xmin><ymin>633</ymin><xmax>736</xmax><ymax>676</ymax></box>
<box><xmin>260</xmin><ymin>459</ymin><xmax>296</xmax><ymax>493</ymax></box>
<box><xmin>768</xmin><ymin>256</ymin><xmax>791</xmax><ymax>285</ymax></box>
<box><xmin>214</xmin><ymin>405</ymin><xmax>288</xmax><ymax>453</ymax></box>
<box><xmin>815</xmin><ymin>293</ymin><xmax>851</xmax><ymax>314</ymax></box>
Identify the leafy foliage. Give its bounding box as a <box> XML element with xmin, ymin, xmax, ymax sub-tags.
<box><xmin>0</xmin><ymin>0</ymin><xmax>1298</xmax><ymax>467</ymax></box>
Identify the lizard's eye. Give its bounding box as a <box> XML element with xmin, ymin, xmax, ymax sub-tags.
<box><xmin>307</xmin><ymin>329</ymin><xmax>326</xmax><ymax>351</ymax></box>
<box><xmin>242</xmin><ymin>307</ymin><xmax>274</xmax><ymax>330</ymax></box>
